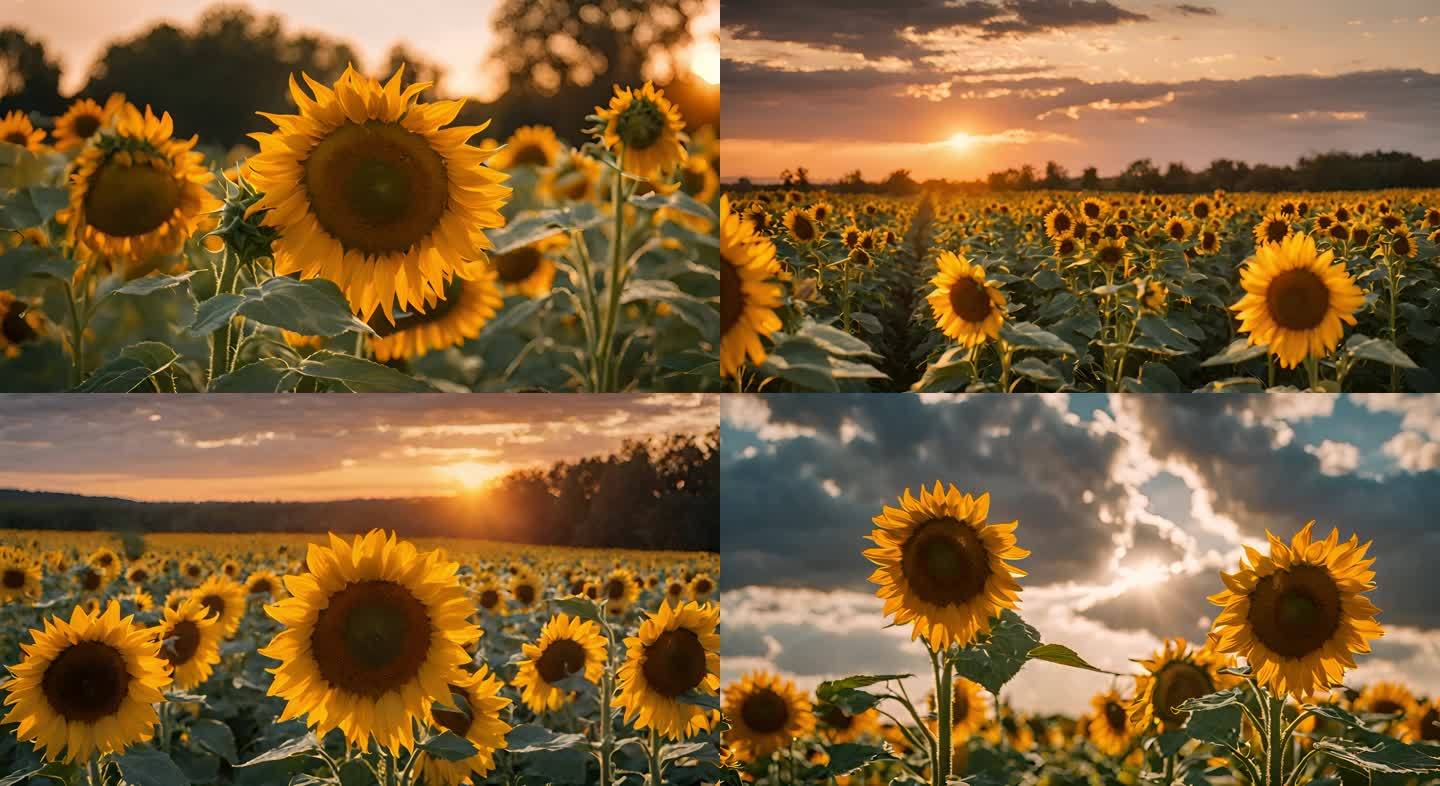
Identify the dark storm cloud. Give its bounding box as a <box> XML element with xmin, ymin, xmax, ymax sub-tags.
<box><xmin>1173</xmin><ymin>3</ymin><xmax>1218</xmax><ymax>15</ymax></box>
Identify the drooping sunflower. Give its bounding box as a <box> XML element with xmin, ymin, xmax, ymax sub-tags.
<box><xmin>0</xmin><ymin>111</ymin><xmax>46</xmax><ymax>151</ymax></box>
<box><xmin>192</xmin><ymin>575</ymin><xmax>247</xmax><ymax>637</ymax></box>
<box><xmin>1254</xmin><ymin>214</ymin><xmax>1291</xmax><ymax>246</ymax></box>
<box><xmin>62</xmin><ymin>105</ymin><xmax>219</xmax><ymax>276</ymax></box>
<box><xmin>489</xmin><ymin>125</ymin><xmax>561</xmax><ymax>170</ymax></box>
<box><xmin>512</xmin><ymin>613</ymin><xmax>607</xmax><ymax>713</ymax></box>
<box><xmin>1208</xmin><ymin>521</ymin><xmax>1383</xmax><ymax>699</ymax></box>
<box><xmin>246</xmin><ymin>66</ymin><xmax>511</xmax><ymax>322</ymax></box>
<box><xmin>1088</xmin><ymin>688</ymin><xmax>1135</xmax><ymax>756</ymax></box>
<box><xmin>261</xmin><ymin>530</ymin><xmax>480</xmax><ymax>753</ymax></box>
<box><xmin>368</xmin><ymin>261</ymin><xmax>504</xmax><ymax>362</ymax></box>
<box><xmin>594</xmin><ymin>82</ymin><xmax>687</xmax><ymax>181</ymax></box>
<box><xmin>0</xmin><ymin>547</ymin><xmax>43</xmax><ymax>604</ymax></box>
<box><xmin>1354</xmin><ymin>681</ymin><xmax>1416</xmax><ymax>734</ymax></box>
<box><xmin>864</xmin><ymin>484</ymin><xmax>1028</xmax><ymax>651</ymax></box>
<box><xmin>490</xmin><ymin>234</ymin><xmax>565</xmax><ymax>299</ymax></box>
<box><xmin>720</xmin><ymin>195</ymin><xmax>783</xmax><ymax>378</ymax></box>
<box><xmin>2</xmin><ymin>602</ymin><xmax>171</xmax><ymax>763</ymax></box>
<box><xmin>722</xmin><ymin>670</ymin><xmax>815</xmax><ymax>761</ymax></box>
<box><xmin>417</xmin><ymin>665</ymin><xmax>512</xmax><ymax>786</ymax></box>
<box><xmin>1232</xmin><ymin>233</ymin><xmax>1365</xmax><ymax>369</ymax></box>
<box><xmin>1127</xmin><ymin>637</ymin><xmax>1231</xmax><ymax>732</ymax></box>
<box><xmin>616</xmin><ymin>600</ymin><xmax>720</xmax><ymax>739</ymax></box>
<box><xmin>817</xmin><ymin>704</ymin><xmax>879</xmax><ymax>744</ymax></box>
<box><xmin>51</xmin><ymin>95</ymin><xmax>126</xmax><ymax>152</ymax></box>
<box><xmin>927</xmin><ymin>251</ymin><xmax>1006</xmax><ymax>349</ymax></box>
<box><xmin>152</xmin><ymin>595</ymin><xmax>224</xmax><ymax>690</ymax></box>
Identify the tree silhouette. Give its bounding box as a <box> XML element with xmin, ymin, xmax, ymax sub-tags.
<box><xmin>0</xmin><ymin>28</ymin><xmax>64</xmax><ymax>116</ymax></box>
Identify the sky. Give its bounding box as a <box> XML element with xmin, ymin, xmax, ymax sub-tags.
<box><xmin>721</xmin><ymin>393</ymin><xmax>1440</xmax><ymax>716</ymax></box>
<box><xmin>0</xmin><ymin>393</ymin><xmax>717</xmax><ymax>502</ymax></box>
<box><xmin>721</xmin><ymin>0</ymin><xmax>1440</xmax><ymax>182</ymax></box>
<box><xmin>5</xmin><ymin>0</ymin><xmax>720</xmax><ymax>99</ymax></box>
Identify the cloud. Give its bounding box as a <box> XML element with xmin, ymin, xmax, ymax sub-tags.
<box><xmin>1382</xmin><ymin>431</ymin><xmax>1440</xmax><ymax>472</ymax></box>
<box><xmin>1036</xmin><ymin>90</ymin><xmax>1177</xmax><ymax>120</ymax></box>
<box><xmin>1173</xmin><ymin>3</ymin><xmax>1218</xmax><ymax>16</ymax></box>
<box><xmin>1304</xmin><ymin>439</ymin><xmax>1361</xmax><ymax>476</ymax></box>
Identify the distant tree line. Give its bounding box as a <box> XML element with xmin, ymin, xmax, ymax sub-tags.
<box><xmin>0</xmin><ymin>429</ymin><xmax>719</xmax><ymax>553</ymax></box>
<box><xmin>727</xmin><ymin>151</ymin><xmax>1440</xmax><ymax>196</ymax></box>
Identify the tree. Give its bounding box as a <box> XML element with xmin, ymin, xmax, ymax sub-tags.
<box><xmin>1118</xmin><ymin>158</ymin><xmax>1162</xmax><ymax>192</ymax></box>
<box><xmin>1080</xmin><ymin>166</ymin><xmax>1101</xmax><ymax>190</ymax></box>
<box><xmin>0</xmin><ymin>28</ymin><xmax>63</xmax><ymax>116</ymax></box>
<box><xmin>1042</xmin><ymin>160</ymin><xmax>1069</xmax><ymax>189</ymax></box>
<box><xmin>882</xmin><ymin>169</ymin><xmax>919</xmax><ymax>194</ymax></box>
<box><xmin>795</xmin><ymin>166</ymin><xmax>810</xmax><ymax>189</ymax></box>
<box><xmin>1162</xmin><ymin>162</ymin><xmax>1193</xmax><ymax>193</ymax></box>
<box><xmin>839</xmin><ymin>170</ymin><xmax>866</xmax><ymax>187</ymax></box>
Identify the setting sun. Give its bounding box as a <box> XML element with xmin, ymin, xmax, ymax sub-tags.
<box><xmin>438</xmin><ymin>461</ymin><xmax>507</xmax><ymax>491</ymax></box>
<box><xmin>691</xmin><ymin>38</ymin><xmax>720</xmax><ymax>85</ymax></box>
<box><xmin>946</xmin><ymin>131</ymin><xmax>977</xmax><ymax>151</ymax></box>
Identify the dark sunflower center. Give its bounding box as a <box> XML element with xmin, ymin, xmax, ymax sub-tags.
<box><xmin>304</xmin><ymin>122</ymin><xmax>449</xmax><ymax>255</ymax></box>
<box><xmin>536</xmin><ymin>638</ymin><xmax>588</xmax><ymax>684</ymax></box>
<box><xmin>2</xmin><ymin>568</ymin><xmax>26</xmax><ymax>588</ymax></box>
<box><xmin>694</xmin><ymin>579</ymin><xmax>713</xmax><ymax>594</ymax></box>
<box><xmin>1393</xmin><ymin>236</ymin><xmax>1412</xmax><ymax>255</ymax></box>
<box><xmin>559</xmin><ymin>173</ymin><xmax>591</xmax><ymax>201</ymax></box>
<box><xmin>479</xmin><ymin>589</ymin><xmax>499</xmax><ymax>609</ymax></box>
<box><xmin>901</xmin><ymin>518</ymin><xmax>992</xmax><ymax>607</ymax></box>
<box><xmin>5</xmin><ymin>132</ymin><xmax>28</xmax><ymax>145</ymax></box>
<box><xmin>97</xmin><ymin>555</ymin><xmax>112</xmax><ymax>567</ymax></box>
<box><xmin>41</xmin><ymin>641</ymin><xmax>131</xmax><ymax>723</ymax></box>
<box><xmin>493</xmin><ymin>247</ymin><xmax>543</xmax><ymax>284</ymax></box>
<box><xmin>200</xmin><ymin>594</ymin><xmax>225</xmax><ymax>621</ymax></box>
<box><xmin>682</xmin><ymin>167</ymin><xmax>707</xmax><ymax>196</ymax></box>
<box><xmin>948</xmin><ymin>279</ymin><xmax>993</xmax><ymax>324</ymax></box>
<box><xmin>310</xmin><ymin>579</ymin><xmax>433</xmax><ymax>697</ymax></box>
<box><xmin>820</xmin><ymin>704</ymin><xmax>853</xmax><ymax>730</ymax></box>
<box><xmin>187</xmin><ymin>565</ymin><xmax>200</xmax><ymax>577</ymax></box>
<box><xmin>250</xmin><ymin>579</ymin><xmax>272</xmax><ymax>595</ymax></box>
<box><xmin>617</xmin><ymin>99</ymin><xmax>665</xmax><ymax>150</ymax></box>
<box><xmin>1265</xmin><ymin>221</ymin><xmax>1288</xmax><ymax>242</ymax></box>
<box><xmin>605</xmin><ymin>579</ymin><xmax>627</xmax><ymax>600</ymax></box>
<box><xmin>1419</xmin><ymin>708</ymin><xmax>1440</xmax><ymax>742</ymax></box>
<box><xmin>1371</xmin><ymin>700</ymin><xmax>1404</xmax><ymax>715</ymax></box>
<box><xmin>163</xmin><ymin>620</ymin><xmax>202</xmax><ymax>666</ymax></box>
<box><xmin>1195</xmin><ymin>203</ymin><xmax>1210</xmax><ymax>219</ymax></box>
<box><xmin>73</xmin><ymin>115</ymin><xmax>102</xmax><ymax>139</ymax></box>
<box><xmin>1097</xmin><ymin>244</ymin><xmax>1124</xmax><ymax>266</ymax></box>
<box><xmin>1104</xmin><ymin>700</ymin><xmax>1127</xmax><ymax>732</ymax></box>
<box><xmin>515</xmin><ymin>583</ymin><xmax>536</xmax><ymax>605</ymax></box>
<box><xmin>2</xmin><ymin>301</ymin><xmax>35</xmax><ymax>344</ymax></box>
<box><xmin>668</xmin><ymin>583</ymin><xmax>684</xmax><ymax>596</ymax></box>
<box><xmin>1169</xmin><ymin>223</ymin><xmax>1186</xmax><ymax>240</ymax></box>
<box><xmin>511</xmin><ymin>143</ymin><xmax>552</xmax><ymax>167</ymax></box>
<box><xmin>641</xmin><ymin>628</ymin><xmax>706</xmax><ymax>698</ymax></box>
<box><xmin>1154</xmin><ymin>661</ymin><xmax>1213</xmax><ymax>727</ymax></box>
<box><xmin>84</xmin><ymin>160</ymin><xmax>182</xmax><ymax>238</ymax></box>
<box><xmin>720</xmin><ymin>257</ymin><xmax>744</xmax><ymax>336</ymax></box>
<box><xmin>1265</xmin><ymin>270</ymin><xmax>1330</xmax><ymax>331</ymax></box>
<box><xmin>792</xmin><ymin>215</ymin><xmax>814</xmax><ymax>241</ymax></box>
<box><xmin>1084</xmin><ymin>203</ymin><xmax>1101</xmax><ymax>220</ymax></box>
<box><xmin>432</xmin><ymin>685</ymin><xmax>474</xmax><ymax>736</ymax></box>
<box><xmin>80</xmin><ymin>569</ymin><xmax>100</xmax><ymax>591</ymax></box>
<box><xmin>130</xmin><ymin>569</ymin><xmax>148</xmax><ymax>583</ymax></box>
<box><xmin>740</xmin><ymin>688</ymin><xmax>789</xmax><ymax>734</ymax></box>
<box><xmin>1052</xmin><ymin>213</ymin><xmax>1071</xmax><ymax>234</ymax></box>
<box><xmin>1246</xmin><ymin>563</ymin><xmax>1342</xmax><ymax>658</ymax></box>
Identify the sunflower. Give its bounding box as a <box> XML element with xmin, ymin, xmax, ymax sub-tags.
<box><xmin>51</xmin><ymin>95</ymin><xmax>125</xmax><ymax>152</ymax></box>
<box><xmin>680</xmin><ymin>157</ymin><xmax>719</xmax><ymax>203</ymax></box>
<box><xmin>1088</xmin><ymin>689</ymin><xmax>1135</xmax><ymax>756</ymax></box>
<box><xmin>261</xmin><ymin>530</ymin><xmax>480</xmax><ymax>752</ymax></box>
<box><xmin>1128</xmin><ymin>637</ymin><xmax>1231</xmax><ymax>732</ymax></box>
<box><xmin>1208</xmin><ymin>521</ymin><xmax>1383</xmax><ymax>699</ymax></box>
<box><xmin>1054</xmin><ymin>234</ymin><xmax>1079</xmax><ymax>257</ymax></box>
<box><xmin>1164</xmin><ymin>216</ymin><xmax>1192</xmax><ymax>243</ymax></box>
<box><xmin>1254</xmin><ymin>214</ymin><xmax>1292</xmax><ymax>246</ymax></box>
<box><xmin>246</xmin><ymin>66</ymin><xmax>510</xmax><ymax>322</ymax></box>
<box><xmin>2</xmin><ymin>602</ymin><xmax>171</xmax><ymax>763</ymax></box>
<box><xmin>512</xmin><ymin>613</ymin><xmax>607</xmax><ymax>713</ymax></box>
<box><xmin>1407</xmin><ymin>700</ymin><xmax>1440</xmax><ymax>744</ymax></box>
<box><xmin>595</xmin><ymin>82</ymin><xmax>687</xmax><ymax>181</ymax></box>
<box><xmin>720</xmin><ymin>195</ymin><xmax>783</xmax><ymax>378</ymax></box>
<box><xmin>1140</xmin><ymin>279</ymin><xmax>1168</xmax><ymax>314</ymax></box>
<box><xmin>62</xmin><ymin>105</ymin><xmax>219</xmax><ymax>276</ymax></box>
<box><xmin>153</xmin><ymin>595</ymin><xmax>224</xmax><ymax>690</ymax></box>
<box><xmin>541</xmin><ymin>149</ymin><xmax>603</xmax><ymax>203</ymax></box>
<box><xmin>723</xmin><ymin>671</ymin><xmax>814</xmax><ymax>761</ymax></box>
<box><xmin>1092</xmin><ymin>236</ymin><xmax>1129</xmax><ymax>268</ymax></box>
<box><xmin>417</xmin><ymin>665</ymin><xmax>512</xmax><ymax>786</ymax></box>
<box><xmin>600</xmin><ymin>567</ymin><xmax>641</xmax><ymax>612</ymax></box>
<box><xmin>368</xmin><ymin>261</ymin><xmax>504</xmax><ymax>362</ymax></box>
<box><xmin>1044</xmin><ymin>207</ymin><xmax>1075</xmax><ymax>240</ymax></box>
<box><xmin>926</xmin><ymin>252</ymin><xmax>1006</xmax><ymax>350</ymax></box>
<box><xmin>782</xmin><ymin>207</ymin><xmax>817</xmax><ymax>244</ymax></box>
<box><xmin>0</xmin><ymin>111</ymin><xmax>46</xmax><ymax>151</ymax></box>
<box><xmin>130</xmin><ymin>591</ymin><xmax>154</xmax><ymax>613</ymax></box>
<box><xmin>0</xmin><ymin>292</ymin><xmax>48</xmax><ymax>358</ymax></box>
<box><xmin>489</xmin><ymin>125</ymin><xmax>561</xmax><ymax>170</ymax></box>
<box><xmin>1196</xmin><ymin>226</ymin><xmax>1221</xmax><ymax>255</ymax></box>
<box><xmin>1384</xmin><ymin>228</ymin><xmax>1417</xmax><ymax>259</ymax></box>
<box><xmin>663</xmin><ymin>576</ymin><xmax>687</xmax><ymax>606</ymax></box>
<box><xmin>864</xmin><ymin>484</ymin><xmax>1028</xmax><ymax>651</ymax></box>
<box><xmin>1080</xmin><ymin>198</ymin><xmax>1108</xmax><ymax>222</ymax></box>
<box><xmin>616</xmin><ymin>600</ymin><xmax>720</xmax><ymax>739</ymax></box>
<box><xmin>688</xmin><ymin>572</ymin><xmax>716</xmax><ymax>604</ymax></box>
<box><xmin>192</xmin><ymin>575</ymin><xmax>247</xmax><ymax>637</ymax></box>
<box><xmin>490</xmin><ymin>235</ymin><xmax>564</xmax><ymax>299</ymax></box>
<box><xmin>245</xmin><ymin>569</ymin><xmax>285</xmax><ymax>600</ymax></box>
<box><xmin>1354</xmin><ymin>681</ymin><xmax>1416</xmax><ymax>734</ymax></box>
<box><xmin>0</xmin><ymin>547</ymin><xmax>42</xmax><ymax>604</ymax></box>
<box><xmin>180</xmin><ymin>559</ymin><xmax>204</xmax><ymax>583</ymax></box>
<box><xmin>1232</xmin><ymin>233</ymin><xmax>1365</xmax><ymax>369</ymax></box>
<box><xmin>87</xmin><ymin>547</ymin><xmax>121</xmax><ymax>579</ymax></box>
<box><xmin>221</xmin><ymin>559</ymin><xmax>240</xmax><ymax>579</ymax></box>
<box><xmin>510</xmin><ymin>567</ymin><xmax>542</xmax><ymax>612</ymax></box>
<box><xmin>1190</xmin><ymin>197</ymin><xmax>1214</xmax><ymax>221</ymax></box>
<box><xmin>125</xmin><ymin>562</ymin><xmax>152</xmax><ymax>586</ymax></box>
<box><xmin>930</xmin><ymin>676</ymin><xmax>990</xmax><ymax>740</ymax></box>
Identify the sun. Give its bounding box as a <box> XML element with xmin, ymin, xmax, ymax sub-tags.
<box><xmin>440</xmin><ymin>461</ymin><xmax>505</xmax><ymax>491</ymax></box>
<box><xmin>690</xmin><ymin>38</ymin><xmax>720</xmax><ymax>85</ymax></box>
<box><xmin>947</xmin><ymin>132</ymin><xmax>978</xmax><ymax>151</ymax></box>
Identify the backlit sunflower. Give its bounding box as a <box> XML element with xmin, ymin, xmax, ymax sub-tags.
<box><xmin>417</xmin><ymin>665</ymin><xmax>512</xmax><ymax>786</ymax></box>
<box><xmin>616</xmin><ymin>600</ymin><xmax>720</xmax><ymax>739</ymax></box>
<box><xmin>722</xmin><ymin>670</ymin><xmax>814</xmax><ymax>761</ymax></box>
<box><xmin>782</xmin><ymin>207</ymin><xmax>817</xmax><ymax>244</ymax></box>
<box><xmin>817</xmin><ymin>704</ymin><xmax>879</xmax><ymax>744</ymax></box>
<box><xmin>1384</xmin><ymin>229</ymin><xmax>1417</xmax><ymax>259</ymax></box>
<box><xmin>512</xmin><ymin>613</ymin><xmax>607</xmax><ymax>713</ymax></box>
<box><xmin>1092</xmin><ymin>236</ymin><xmax>1129</xmax><ymax>268</ymax></box>
<box><xmin>153</xmin><ymin>595</ymin><xmax>223</xmax><ymax>690</ymax></box>
<box><xmin>52</xmin><ymin>95</ymin><xmax>126</xmax><ymax>151</ymax></box>
<box><xmin>490</xmin><ymin>235</ymin><xmax>564</xmax><ymax>299</ymax></box>
<box><xmin>1208</xmin><ymin>521</ymin><xmax>1383</xmax><ymax>699</ymax></box>
<box><xmin>1254</xmin><ymin>214</ymin><xmax>1291</xmax><ymax>247</ymax></box>
<box><xmin>1044</xmin><ymin>207</ymin><xmax>1075</xmax><ymax>240</ymax></box>
<box><xmin>0</xmin><ymin>547</ymin><xmax>42</xmax><ymax>604</ymax></box>
<box><xmin>1088</xmin><ymin>688</ymin><xmax>1135</xmax><ymax>756</ymax></box>
<box><xmin>62</xmin><ymin>105</ymin><xmax>219</xmax><ymax>277</ymax></box>
<box><xmin>680</xmin><ymin>157</ymin><xmax>719</xmax><ymax>203</ymax></box>
<box><xmin>2</xmin><ymin>602</ymin><xmax>171</xmax><ymax>763</ymax></box>
<box><xmin>720</xmin><ymin>195</ymin><xmax>783</xmax><ymax>378</ymax></box>
<box><xmin>864</xmin><ymin>484</ymin><xmax>1028</xmax><ymax>651</ymax></box>
<box><xmin>489</xmin><ymin>125</ymin><xmax>561</xmax><ymax>170</ymax></box>
<box><xmin>1127</xmin><ymin>637</ymin><xmax>1231</xmax><ymax>732</ymax></box>
<box><xmin>246</xmin><ymin>66</ymin><xmax>510</xmax><ymax>322</ymax></box>
<box><xmin>368</xmin><ymin>261</ymin><xmax>503</xmax><ymax>362</ymax></box>
<box><xmin>0</xmin><ymin>111</ymin><xmax>45</xmax><ymax>151</ymax></box>
<box><xmin>1164</xmin><ymin>216</ymin><xmax>1192</xmax><ymax>243</ymax></box>
<box><xmin>192</xmin><ymin>575</ymin><xmax>247</xmax><ymax>637</ymax></box>
<box><xmin>261</xmin><ymin>530</ymin><xmax>480</xmax><ymax>753</ymax></box>
<box><xmin>1232</xmin><ymin>233</ymin><xmax>1364</xmax><ymax>369</ymax></box>
<box><xmin>1354</xmin><ymin>681</ymin><xmax>1416</xmax><ymax>735</ymax></box>
<box><xmin>541</xmin><ymin>149</ymin><xmax>603</xmax><ymax>203</ymax></box>
<box><xmin>927</xmin><ymin>251</ymin><xmax>1006</xmax><ymax>349</ymax></box>
<box><xmin>595</xmin><ymin>82</ymin><xmax>687</xmax><ymax>181</ymax></box>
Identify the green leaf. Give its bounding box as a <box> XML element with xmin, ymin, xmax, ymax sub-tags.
<box><xmin>1348</xmin><ymin>337</ymin><xmax>1419</xmax><ymax>369</ymax></box>
<box><xmin>621</xmin><ymin>279</ymin><xmax>717</xmax><ymax>336</ymax></box>
<box><xmin>1151</xmin><ymin>730</ymin><xmax>1189</xmax><ymax>758</ymax></box>
<box><xmin>208</xmin><ymin>358</ymin><xmax>301</xmax><ymax>393</ymax></box>
<box><xmin>1120</xmin><ymin>362</ymin><xmax>1182</xmax><ymax>393</ymax></box>
<box><xmin>189</xmin><ymin>719</ymin><xmax>237</xmax><ymax>764</ymax></box>
<box><xmin>236</xmin><ymin>277</ymin><xmax>373</xmax><ymax>337</ymax></box>
<box><xmin>1136</xmin><ymin>314</ymin><xmax>1198</xmax><ymax>352</ymax></box>
<box><xmin>1178</xmin><ymin>690</ymin><xmax>1245</xmax><ymax>747</ymax></box>
<box><xmin>797</xmin><ymin>321</ymin><xmax>880</xmax><ymax>359</ymax></box>
<box><xmin>113</xmin><ymin>271</ymin><xmax>199</xmax><ymax>297</ymax></box>
<box><xmin>758</xmin><ymin>335</ymin><xmax>838</xmax><ymax>391</ymax></box>
<box><xmin>338</xmin><ymin>759</ymin><xmax>378</xmax><ymax>786</ymax></box>
<box><xmin>506</xmin><ymin>723</ymin><xmax>587</xmax><ymax>753</ymax></box>
<box><xmin>676</xmin><ymin>688</ymin><xmax>721</xmax><ymax>710</ymax></box>
<box><xmin>0</xmin><ymin>245</ymin><xmax>75</xmax><ymax>289</ymax></box>
<box><xmin>73</xmin><ymin>342</ymin><xmax>181</xmax><ymax>393</ymax></box>
<box><xmin>113</xmin><ymin>746</ymin><xmax>191</xmax><ymax>786</ymax></box>
<box><xmin>294</xmin><ymin>352</ymin><xmax>438</xmax><ymax>392</ymax></box>
<box><xmin>852</xmin><ymin>312</ymin><xmax>883</xmax><ymax>335</ymax></box>
<box><xmin>1175</xmin><ymin>687</ymin><xmax>1245</xmax><ymax>713</ymax></box>
<box><xmin>912</xmin><ymin>346</ymin><xmax>975</xmax><ymax>392</ymax></box>
<box><xmin>820</xmin><ymin>689</ymin><xmax>882</xmax><ymax>715</ymax></box>
<box><xmin>1011</xmin><ymin>357</ymin><xmax>1063</xmax><ymax>388</ymax></box>
<box><xmin>549</xmin><ymin>596</ymin><xmax>604</xmax><ymax>625</ymax></box>
<box><xmin>630</xmin><ymin>190</ymin><xmax>717</xmax><ymax>222</ymax></box>
<box><xmin>1200</xmin><ymin>338</ymin><xmax>1267</xmax><ymax>367</ymax></box>
<box><xmin>420</xmin><ymin>732</ymin><xmax>479</xmax><ymax>761</ymax></box>
<box><xmin>189</xmin><ymin>293</ymin><xmax>246</xmax><ymax>334</ymax></box>
<box><xmin>1315</xmin><ymin>734</ymin><xmax>1440</xmax><ymax>774</ymax></box>
<box><xmin>819</xmin><ymin>743</ymin><xmax>895</xmax><ymax>776</ymax></box>
<box><xmin>489</xmin><ymin>205</ymin><xmax>604</xmax><ymax>254</ymax></box>
<box><xmin>0</xmin><ymin>186</ymin><xmax>67</xmax><ymax>229</ymax></box>
<box><xmin>659</xmin><ymin>741</ymin><xmax>715</xmax><ymax>765</ymax></box>
<box><xmin>236</xmin><ymin>733</ymin><xmax>320</xmax><ymax>767</ymax></box>
<box><xmin>950</xmin><ymin>610</ymin><xmax>1042</xmax><ymax>695</ymax></box>
<box><xmin>999</xmin><ymin>322</ymin><xmax>1076</xmax><ymax>355</ymax></box>
<box><xmin>1026</xmin><ymin>644</ymin><xmax>1120</xmax><ymax>675</ymax></box>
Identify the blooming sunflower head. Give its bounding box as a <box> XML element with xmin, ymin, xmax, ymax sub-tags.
<box><xmin>782</xmin><ymin>207</ymin><xmax>817</xmax><ymax>244</ymax></box>
<box><xmin>490</xmin><ymin>124</ymin><xmax>561</xmax><ymax>170</ymax></box>
<box><xmin>926</xmin><ymin>251</ymin><xmax>1006</xmax><ymax>349</ymax></box>
<box><xmin>418</xmin><ymin>665</ymin><xmax>512</xmax><ymax>786</ymax></box>
<box><xmin>615</xmin><ymin>600</ymin><xmax>720</xmax><ymax>740</ymax></box>
<box><xmin>1208</xmin><ymin>521</ymin><xmax>1383</xmax><ymax>699</ymax></box>
<box><xmin>153</xmin><ymin>595</ymin><xmax>224</xmax><ymax>690</ymax></box>
<box><xmin>0</xmin><ymin>110</ymin><xmax>46</xmax><ymax>151</ymax></box>
<box><xmin>594</xmin><ymin>81</ymin><xmax>687</xmax><ymax>181</ymax></box>
<box><xmin>863</xmin><ymin>484</ymin><xmax>1028</xmax><ymax>651</ymax></box>
<box><xmin>720</xmin><ymin>195</ymin><xmax>783</xmax><ymax>379</ymax></box>
<box><xmin>513</xmin><ymin>613</ymin><xmax>607</xmax><ymax>714</ymax></box>
<box><xmin>722</xmin><ymin>670</ymin><xmax>814</xmax><ymax>761</ymax></box>
<box><xmin>51</xmin><ymin>94</ymin><xmax>126</xmax><ymax>152</ymax></box>
<box><xmin>0</xmin><ymin>547</ymin><xmax>43</xmax><ymax>604</ymax></box>
<box><xmin>1231</xmin><ymin>233</ymin><xmax>1365</xmax><ymax>369</ymax></box>
<box><xmin>1254</xmin><ymin>214</ymin><xmax>1292</xmax><ymax>247</ymax></box>
<box><xmin>368</xmin><ymin>261</ymin><xmax>504</xmax><ymax>362</ymax></box>
<box><xmin>1127</xmin><ymin>637</ymin><xmax>1232</xmax><ymax>733</ymax></box>
<box><xmin>1088</xmin><ymin>688</ymin><xmax>1134</xmax><ymax>756</ymax></box>
<box><xmin>192</xmin><ymin>575</ymin><xmax>247</xmax><ymax>638</ymax></box>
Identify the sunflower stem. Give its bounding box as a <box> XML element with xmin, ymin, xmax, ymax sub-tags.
<box><xmin>599</xmin><ymin>662</ymin><xmax>615</xmax><ymax>786</ymax></box>
<box><xmin>647</xmin><ymin>725</ymin><xmax>663</xmax><ymax>785</ymax></box>
<box><xmin>1387</xmin><ymin>258</ymin><xmax>1400</xmax><ymax>392</ymax></box>
<box><xmin>62</xmin><ymin>279</ymin><xmax>86</xmax><ymax>388</ymax></box>
<box><xmin>597</xmin><ymin>151</ymin><xmax>629</xmax><ymax>393</ymax></box>
<box><xmin>1304</xmin><ymin>355</ymin><xmax>1320</xmax><ymax>392</ymax></box>
<box><xmin>86</xmin><ymin>755</ymin><xmax>102</xmax><ymax>786</ymax></box>
<box><xmin>208</xmin><ymin>248</ymin><xmax>240</xmax><ymax>386</ymax></box>
<box><xmin>1266</xmin><ymin>692</ymin><xmax>1285</xmax><ymax>786</ymax></box>
<box><xmin>932</xmin><ymin>648</ymin><xmax>952</xmax><ymax>786</ymax></box>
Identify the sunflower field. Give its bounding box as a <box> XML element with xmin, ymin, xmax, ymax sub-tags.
<box><xmin>0</xmin><ymin>68</ymin><xmax>721</xmax><ymax>393</ymax></box>
<box><xmin>0</xmin><ymin>529</ymin><xmax>723</xmax><ymax>785</ymax></box>
<box><xmin>718</xmin><ymin>188</ymin><xmax>1440</xmax><ymax>392</ymax></box>
<box><xmin>719</xmin><ymin>484</ymin><xmax>1440</xmax><ymax>785</ymax></box>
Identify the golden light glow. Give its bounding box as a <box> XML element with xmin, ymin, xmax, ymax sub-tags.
<box><xmin>691</xmin><ymin>39</ymin><xmax>721</xmax><ymax>85</ymax></box>
<box><xmin>440</xmin><ymin>462</ymin><xmax>507</xmax><ymax>491</ymax></box>
<box><xmin>946</xmin><ymin>132</ymin><xmax>978</xmax><ymax>151</ymax></box>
